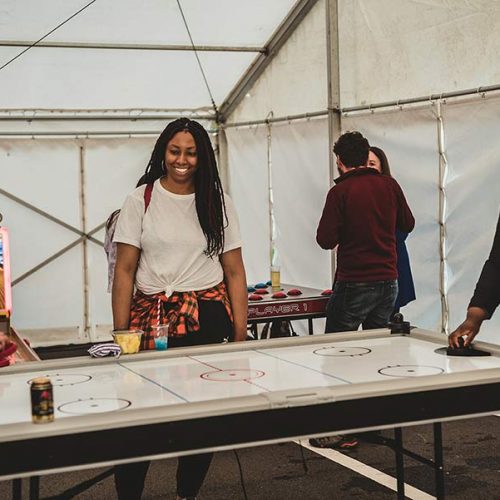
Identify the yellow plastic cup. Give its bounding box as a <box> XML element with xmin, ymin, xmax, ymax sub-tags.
<box><xmin>112</xmin><ymin>329</ymin><xmax>143</xmax><ymax>354</ymax></box>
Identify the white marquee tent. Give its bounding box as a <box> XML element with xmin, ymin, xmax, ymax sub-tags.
<box><xmin>1</xmin><ymin>0</ymin><xmax>499</xmax><ymax>345</ymax></box>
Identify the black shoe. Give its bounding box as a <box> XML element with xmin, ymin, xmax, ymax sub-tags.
<box><xmin>309</xmin><ymin>435</ymin><xmax>359</xmax><ymax>449</ymax></box>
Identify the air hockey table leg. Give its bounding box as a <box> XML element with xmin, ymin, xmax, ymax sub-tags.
<box><xmin>12</xmin><ymin>478</ymin><xmax>22</xmax><ymax>500</ymax></box>
<box><xmin>394</xmin><ymin>427</ymin><xmax>405</xmax><ymax>499</ymax></box>
<box><xmin>433</xmin><ymin>423</ymin><xmax>445</xmax><ymax>499</ymax></box>
<box><xmin>29</xmin><ymin>476</ymin><xmax>40</xmax><ymax>500</ymax></box>
<box><xmin>308</xmin><ymin>318</ymin><xmax>313</xmax><ymax>335</ymax></box>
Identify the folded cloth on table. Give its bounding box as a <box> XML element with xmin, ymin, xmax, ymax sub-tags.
<box><xmin>88</xmin><ymin>343</ymin><xmax>121</xmax><ymax>358</ymax></box>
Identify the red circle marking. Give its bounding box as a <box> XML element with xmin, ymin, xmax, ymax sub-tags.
<box><xmin>200</xmin><ymin>369</ymin><xmax>265</xmax><ymax>382</ymax></box>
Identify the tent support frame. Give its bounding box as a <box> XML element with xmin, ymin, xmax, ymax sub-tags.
<box><xmin>0</xmin><ymin>40</ymin><xmax>264</xmax><ymax>53</ymax></box>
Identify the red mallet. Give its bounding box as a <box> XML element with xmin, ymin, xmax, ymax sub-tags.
<box><xmin>254</xmin><ymin>288</ymin><xmax>269</xmax><ymax>295</ymax></box>
<box><xmin>248</xmin><ymin>294</ymin><xmax>263</xmax><ymax>301</ymax></box>
<box><xmin>272</xmin><ymin>291</ymin><xmax>287</xmax><ymax>299</ymax></box>
<box><xmin>287</xmin><ymin>288</ymin><xmax>303</xmax><ymax>296</ymax></box>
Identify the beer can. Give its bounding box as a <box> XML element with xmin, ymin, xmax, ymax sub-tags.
<box><xmin>30</xmin><ymin>377</ymin><xmax>54</xmax><ymax>423</ymax></box>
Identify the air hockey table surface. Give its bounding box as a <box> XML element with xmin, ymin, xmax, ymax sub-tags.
<box><xmin>2</xmin><ymin>327</ymin><xmax>500</xmax><ymax>480</ymax></box>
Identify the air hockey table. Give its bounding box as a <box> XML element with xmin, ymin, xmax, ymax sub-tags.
<box><xmin>247</xmin><ymin>283</ymin><xmax>330</xmax><ymax>335</ymax></box>
<box><xmin>2</xmin><ymin>326</ymin><xmax>500</xmax><ymax>499</ymax></box>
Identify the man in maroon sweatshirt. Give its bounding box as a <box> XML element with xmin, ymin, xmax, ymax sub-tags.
<box><xmin>317</xmin><ymin>131</ymin><xmax>415</xmax><ymax>333</ymax></box>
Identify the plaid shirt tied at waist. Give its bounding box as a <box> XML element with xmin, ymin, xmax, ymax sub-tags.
<box><xmin>129</xmin><ymin>281</ymin><xmax>233</xmax><ymax>350</ymax></box>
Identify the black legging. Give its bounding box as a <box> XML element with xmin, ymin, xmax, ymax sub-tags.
<box><xmin>114</xmin><ymin>300</ymin><xmax>233</xmax><ymax>499</ymax></box>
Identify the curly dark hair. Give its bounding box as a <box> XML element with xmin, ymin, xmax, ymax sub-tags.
<box><xmin>333</xmin><ymin>131</ymin><xmax>370</xmax><ymax>168</ymax></box>
<box><xmin>143</xmin><ymin>118</ymin><xmax>227</xmax><ymax>258</ymax></box>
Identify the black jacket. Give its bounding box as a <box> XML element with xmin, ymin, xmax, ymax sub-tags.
<box><xmin>469</xmin><ymin>212</ymin><xmax>500</xmax><ymax>318</ymax></box>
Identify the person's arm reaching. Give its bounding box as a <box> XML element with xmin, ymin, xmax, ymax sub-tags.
<box><xmin>112</xmin><ymin>243</ymin><xmax>140</xmax><ymax>331</ymax></box>
<box><xmin>220</xmin><ymin>248</ymin><xmax>248</xmax><ymax>342</ymax></box>
<box><xmin>449</xmin><ymin>213</ymin><xmax>500</xmax><ymax>347</ymax></box>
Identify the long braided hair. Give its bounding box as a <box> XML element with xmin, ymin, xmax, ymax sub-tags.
<box><xmin>143</xmin><ymin>118</ymin><xmax>227</xmax><ymax>258</ymax></box>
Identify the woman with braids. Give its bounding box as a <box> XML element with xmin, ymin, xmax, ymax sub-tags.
<box><xmin>112</xmin><ymin>118</ymin><xmax>248</xmax><ymax>500</ymax></box>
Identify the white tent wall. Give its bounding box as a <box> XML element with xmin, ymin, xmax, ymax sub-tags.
<box><xmin>271</xmin><ymin>118</ymin><xmax>331</xmax><ymax>291</ymax></box>
<box><xmin>0</xmin><ymin>136</ymin><xmax>157</xmax><ymax>344</ymax></box>
<box><xmin>228</xmin><ymin>0</ymin><xmax>327</xmax><ymax>123</ymax></box>
<box><xmin>271</xmin><ymin>118</ymin><xmax>331</xmax><ymax>335</ymax></box>
<box><xmin>338</xmin><ymin>0</ymin><xmax>500</xmax><ymax>108</ymax></box>
<box><xmin>226</xmin><ymin>126</ymin><xmax>269</xmax><ymax>285</ymax></box>
<box><xmin>226</xmin><ymin>118</ymin><xmax>331</xmax><ymax>335</ymax></box>
<box><xmin>442</xmin><ymin>95</ymin><xmax>500</xmax><ymax>344</ymax></box>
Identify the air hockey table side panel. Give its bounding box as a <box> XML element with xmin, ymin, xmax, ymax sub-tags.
<box><xmin>2</xmin><ymin>371</ymin><xmax>500</xmax><ymax>480</ymax></box>
<box><xmin>247</xmin><ymin>284</ymin><xmax>329</xmax><ymax>321</ymax></box>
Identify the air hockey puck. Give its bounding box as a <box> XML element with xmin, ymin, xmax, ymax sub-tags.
<box><xmin>254</xmin><ymin>288</ymin><xmax>269</xmax><ymax>295</ymax></box>
<box><xmin>287</xmin><ymin>288</ymin><xmax>302</xmax><ymax>296</ymax></box>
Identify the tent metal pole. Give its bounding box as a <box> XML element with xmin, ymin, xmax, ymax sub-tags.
<box><xmin>341</xmin><ymin>84</ymin><xmax>500</xmax><ymax>114</ymax></box>
<box><xmin>12</xmin><ymin>238</ymin><xmax>83</xmax><ymax>287</ymax></box>
<box><xmin>0</xmin><ymin>40</ymin><xmax>264</xmax><ymax>53</ymax></box>
<box><xmin>0</xmin><ymin>132</ymin><xmax>162</xmax><ymax>139</ymax></box>
<box><xmin>436</xmin><ymin>101</ymin><xmax>450</xmax><ymax>336</ymax></box>
<box><xmin>11</xmin><ymin>223</ymin><xmax>105</xmax><ymax>287</ymax></box>
<box><xmin>0</xmin><ymin>131</ymin><xmax>217</xmax><ymax>138</ymax></box>
<box><xmin>216</xmin><ymin>125</ymin><xmax>230</xmax><ymax>194</ymax></box>
<box><xmin>223</xmin><ymin>110</ymin><xmax>328</xmax><ymax>129</ymax></box>
<box><xmin>326</xmin><ymin>0</ymin><xmax>341</xmax><ymax>284</ymax></box>
<box><xmin>325</xmin><ymin>0</ymin><xmax>341</xmax><ymax>185</ymax></box>
<box><xmin>0</xmin><ymin>186</ymin><xmax>100</xmax><ymax>243</ymax></box>
<box><xmin>219</xmin><ymin>0</ymin><xmax>319</xmax><ymax>121</ymax></box>
<box><xmin>79</xmin><ymin>145</ymin><xmax>91</xmax><ymax>340</ymax></box>
<box><xmin>266</xmin><ymin>114</ymin><xmax>276</xmax><ymax>276</ymax></box>
<box><xmin>0</xmin><ymin>112</ymin><xmax>216</xmax><ymax>121</ymax></box>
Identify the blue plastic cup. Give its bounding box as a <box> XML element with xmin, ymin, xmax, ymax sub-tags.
<box><xmin>152</xmin><ymin>324</ymin><xmax>169</xmax><ymax>351</ymax></box>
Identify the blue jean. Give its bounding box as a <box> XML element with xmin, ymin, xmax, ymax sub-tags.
<box><xmin>325</xmin><ymin>280</ymin><xmax>398</xmax><ymax>333</ymax></box>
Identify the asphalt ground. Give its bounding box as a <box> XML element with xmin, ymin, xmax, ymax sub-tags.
<box><xmin>2</xmin><ymin>416</ymin><xmax>500</xmax><ymax>499</ymax></box>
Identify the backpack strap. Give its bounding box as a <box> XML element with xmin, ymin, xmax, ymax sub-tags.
<box><xmin>143</xmin><ymin>183</ymin><xmax>153</xmax><ymax>213</ymax></box>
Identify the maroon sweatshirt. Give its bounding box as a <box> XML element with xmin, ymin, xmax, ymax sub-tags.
<box><xmin>317</xmin><ymin>168</ymin><xmax>415</xmax><ymax>282</ymax></box>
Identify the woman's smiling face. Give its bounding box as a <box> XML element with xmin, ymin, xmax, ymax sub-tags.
<box><xmin>164</xmin><ymin>131</ymin><xmax>198</xmax><ymax>189</ymax></box>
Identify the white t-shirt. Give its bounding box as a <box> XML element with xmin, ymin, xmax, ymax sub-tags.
<box><xmin>114</xmin><ymin>179</ymin><xmax>242</xmax><ymax>296</ymax></box>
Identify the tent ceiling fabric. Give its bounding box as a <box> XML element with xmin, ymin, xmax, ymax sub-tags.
<box><xmin>0</xmin><ymin>0</ymin><xmax>297</xmax><ymax>110</ymax></box>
